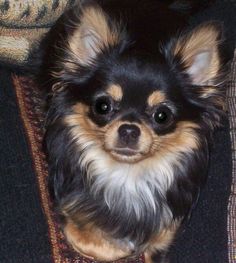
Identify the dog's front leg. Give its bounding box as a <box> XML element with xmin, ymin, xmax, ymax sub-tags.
<box><xmin>63</xmin><ymin>220</ymin><xmax>132</xmax><ymax>261</ymax></box>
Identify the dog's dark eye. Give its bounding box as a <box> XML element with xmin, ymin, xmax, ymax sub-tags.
<box><xmin>153</xmin><ymin>106</ymin><xmax>172</xmax><ymax>124</ymax></box>
<box><xmin>94</xmin><ymin>97</ymin><xmax>112</xmax><ymax>115</ymax></box>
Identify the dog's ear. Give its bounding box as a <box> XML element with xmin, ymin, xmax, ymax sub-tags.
<box><xmin>50</xmin><ymin>5</ymin><xmax>124</xmax><ymax>86</ymax></box>
<box><xmin>67</xmin><ymin>5</ymin><xmax>121</xmax><ymax>66</ymax></box>
<box><xmin>165</xmin><ymin>22</ymin><xmax>227</xmax><ymax>128</ymax></box>
<box><xmin>170</xmin><ymin>22</ymin><xmax>223</xmax><ymax>86</ymax></box>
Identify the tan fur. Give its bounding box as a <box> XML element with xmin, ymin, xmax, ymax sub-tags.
<box><xmin>106</xmin><ymin>84</ymin><xmax>123</xmax><ymax>101</ymax></box>
<box><xmin>65</xmin><ymin>103</ymin><xmax>154</xmax><ymax>163</ymax></box>
<box><xmin>155</xmin><ymin>121</ymin><xmax>200</xmax><ymax>155</ymax></box>
<box><xmin>81</xmin><ymin>6</ymin><xmax>120</xmax><ymax>47</ymax></box>
<box><xmin>65</xmin><ymin>103</ymin><xmax>104</xmax><ymax>143</ymax></box>
<box><xmin>148</xmin><ymin>224</ymin><xmax>179</xmax><ymax>251</ymax></box>
<box><xmin>65</xmin><ymin>103</ymin><xmax>200</xmax><ymax>165</ymax></box>
<box><xmin>174</xmin><ymin>23</ymin><xmax>221</xmax><ymax>85</ymax></box>
<box><xmin>147</xmin><ymin>91</ymin><xmax>166</xmax><ymax>107</ymax></box>
<box><xmin>144</xmin><ymin>253</ymin><xmax>154</xmax><ymax>263</ymax></box>
<box><xmin>199</xmin><ymin>86</ymin><xmax>226</xmax><ymax>110</ymax></box>
<box><xmin>68</xmin><ymin>6</ymin><xmax>120</xmax><ymax>66</ymax></box>
<box><xmin>144</xmin><ymin>223</ymin><xmax>180</xmax><ymax>263</ymax></box>
<box><xmin>64</xmin><ymin>220</ymin><xmax>132</xmax><ymax>261</ymax></box>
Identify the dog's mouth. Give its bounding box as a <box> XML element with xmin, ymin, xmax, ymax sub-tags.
<box><xmin>110</xmin><ymin>148</ymin><xmax>145</xmax><ymax>163</ymax></box>
<box><xmin>113</xmin><ymin>148</ymin><xmax>139</xmax><ymax>156</ymax></box>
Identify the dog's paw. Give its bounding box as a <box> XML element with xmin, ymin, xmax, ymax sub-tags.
<box><xmin>64</xmin><ymin>220</ymin><xmax>132</xmax><ymax>261</ymax></box>
<box><xmin>145</xmin><ymin>251</ymin><xmax>169</xmax><ymax>263</ymax></box>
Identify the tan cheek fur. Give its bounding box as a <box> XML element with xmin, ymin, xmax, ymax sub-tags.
<box><xmin>64</xmin><ymin>103</ymin><xmax>105</xmax><ymax>144</ymax></box>
<box><xmin>65</xmin><ymin>103</ymin><xmax>154</xmax><ymax>158</ymax></box>
<box><xmin>64</xmin><ymin>103</ymin><xmax>200</xmax><ymax>164</ymax></box>
<box><xmin>151</xmin><ymin>121</ymin><xmax>200</xmax><ymax>156</ymax></box>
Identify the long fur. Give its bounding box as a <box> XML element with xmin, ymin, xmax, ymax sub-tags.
<box><xmin>37</xmin><ymin>0</ymin><xmax>230</xmax><ymax>260</ymax></box>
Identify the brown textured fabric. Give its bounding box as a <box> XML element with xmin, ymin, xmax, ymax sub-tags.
<box><xmin>0</xmin><ymin>26</ymin><xmax>47</xmax><ymax>64</ymax></box>
<box><xmin>0</xmin><ymin>0</ymin><xmax>74</xmax><ymax>65</ymax></box>
<box><xmin>227</xmin><ymin>49</ymin><xmax>236</xmax><ymax>263</ymax></box>
<box><xmin>12</xmin><ymin>75</ymin><xmax>145</xmax><ymax>263</ymax></box>
<box><xmin>0</xmin><ymin>0</ymin><xmax>72</xmax><ymax>28</ymax></box>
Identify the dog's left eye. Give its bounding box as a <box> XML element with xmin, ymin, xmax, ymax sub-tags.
<box><xmin>153</xmin><ymin>106</ymin><xmax>172</xmax><ymax>125</ymax></box>
<box><xmin>94</xmin><ymin>97</ymin><xmax>113</xmax><ymax>115</ymax></box>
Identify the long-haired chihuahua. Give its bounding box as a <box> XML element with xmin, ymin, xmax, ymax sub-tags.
<box><xmin>38</xmin><ymin>0</ymin><xmax>228</xmax><ymax>262</ymax></box>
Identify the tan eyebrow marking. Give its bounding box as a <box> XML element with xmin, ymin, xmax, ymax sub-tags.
<box><xmin>106</xmin><ymin>84</ymin><xmax>123</xmax><ymax>101</ymax></box>
<box><xmin>147</xmin><ymin>91</ymin><xmax>166</xmax><ymax>107</ymax></box>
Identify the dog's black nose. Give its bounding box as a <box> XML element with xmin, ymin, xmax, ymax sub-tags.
<box><xmin>118</xmin><ymin>124</ymin><xmax>140</xmax><ymax>146</ymax></box>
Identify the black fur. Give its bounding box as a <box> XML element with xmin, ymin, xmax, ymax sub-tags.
<box><xmin>37</xmin><ymin>0</ymin><xmax>229</xmax><ymax>260</ymax></box>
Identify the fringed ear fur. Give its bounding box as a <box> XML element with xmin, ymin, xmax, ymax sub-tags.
<box><xmin>172</xmin><ymin>22</ymin><xmax>223</xmax><ymax>86</ymax></box>
<box><xmin>67</xmin><ymin>5</ymin><xmax>121</xmax><ymax>67</ymax></box>
<box><xmin>168</xmin><ymin>22</ymin><xmax>227</xmax><ymax>128</ymax></box>
<box><xmin>48</xmin><ymin>4</ymin><xmax>124</xmax><ymax>87</ymax></box>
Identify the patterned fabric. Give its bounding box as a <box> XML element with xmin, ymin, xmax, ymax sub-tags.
<box><xmin>0</xmin><ymin>0</ymin><xmax>75</xmax><ymax>65</ymax></box>
<box><xmin>227</xmin><ymin>50</ymin><xmax>236</xmax><ymax>263</ymax></box>
<box><xmin>12</xmin><ymin>75</ymin><xmax>145</xmax><ymax>263</ymax></box>
<box><xmin>0</xmin><ymin>0</ymin><xmax>75</xmax><ymax>28</ymax></box>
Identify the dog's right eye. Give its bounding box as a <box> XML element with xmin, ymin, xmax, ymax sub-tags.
<box><xmin>93</xmin><ymin>97</ymin><xmax>113</xmax><ymax>115</ymax></box>
<box><xmin>152</xmin><ymin>105</ymin><xmax>174</xmax><ymax>127</ymax></box>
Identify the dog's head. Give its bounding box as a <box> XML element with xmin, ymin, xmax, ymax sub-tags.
<box><xmin>49</xmin><ymin>5</ymin><xmax>225</xmax><ymax>165</ymax></box>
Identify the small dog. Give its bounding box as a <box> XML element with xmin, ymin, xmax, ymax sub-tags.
<box><xmin>38</xmin><ymin>0</ymin><xmax>228</xmax><ymax>262</ymax></box>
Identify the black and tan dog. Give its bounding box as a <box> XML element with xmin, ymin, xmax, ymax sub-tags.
<box><xmin>38</xmin><ymin>0</ymin><xmax>228</xmax><ymax>262</ymax></box>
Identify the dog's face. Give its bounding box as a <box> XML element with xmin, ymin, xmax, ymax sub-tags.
<box><xmin>65</xmin><ymin>68</ymin><xmax>200</xmax><ymax>167</ymax></box>
<box><xmin>50</xmin><ymin>6</ymin><xmax>224</xmax><ymax>167</ymax></box>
